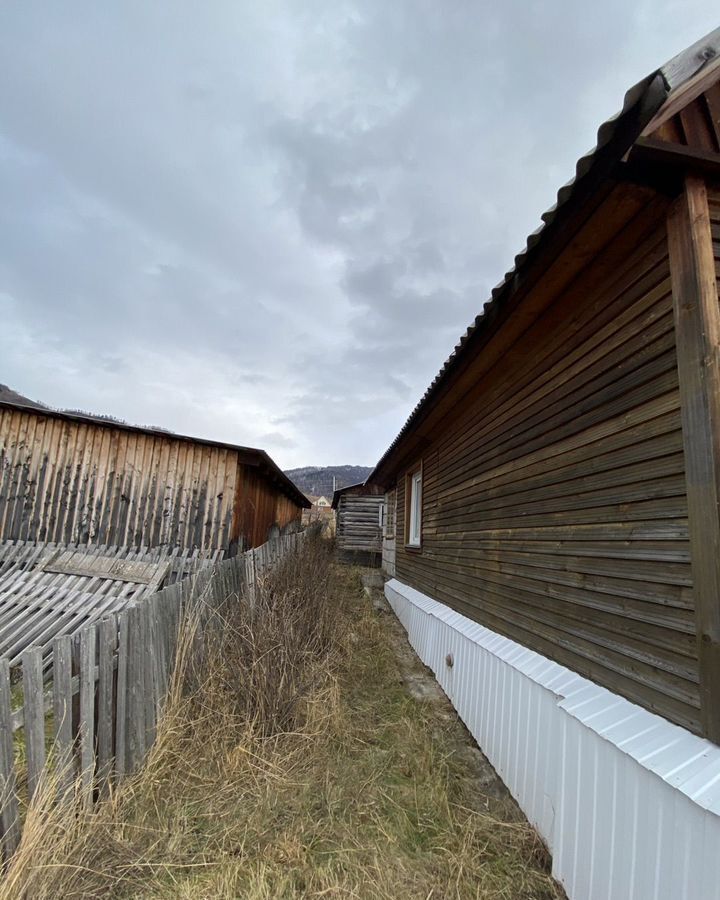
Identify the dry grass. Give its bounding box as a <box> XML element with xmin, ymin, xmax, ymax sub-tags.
<box><xmin>1</xmin><ymin>537</ymin><xmax>561</xmax><ymax>899</ymax></box>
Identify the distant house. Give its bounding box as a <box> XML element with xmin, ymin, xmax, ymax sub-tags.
<box><xmin>331</xmin><ymin>482</ymin><xmax>383</xmax><ymax>565</ymax></box>
<box><xmin>302</xmin><ymin>494</ymin><xmax>335</xmax><ymax>526</ymax></box>
<box><xmin>0</xmin><ymin>399</ymin><xmax>309</xmax><ymax>554</ymax></box>
<box><xmin>369</xmin><ymin>30</ymin><xmax>720</xmax><ymax>900</ymax></box>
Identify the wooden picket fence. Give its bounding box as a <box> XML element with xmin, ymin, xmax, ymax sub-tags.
<box><xmin>0</xmin><ymin>530</ymin><xmax>304</xmax><ymax>861</ymax></box>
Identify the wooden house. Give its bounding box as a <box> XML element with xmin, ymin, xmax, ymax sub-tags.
<box><xmin>331</xmin><ymin>482</ymin><xmax>383</xmax><ymax>565</ymax></box>
<box><xmin>302</xmin><ymin>494</ymin><xmax>335</xmax><ymax>527</ymax></box>
<box><xmin>369</xmin><ymin>29</ymin><xmax>720</xmax><ymax>899</ymax></box>
<box><xmin>0</xmin><ymin>400</ymin><xmax>309</xmax><ymax>554</ymax></box>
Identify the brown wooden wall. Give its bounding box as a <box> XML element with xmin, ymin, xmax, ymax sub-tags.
<box><xmin>392</xmin><ymin>204</ymin><xmax>702</xmax><ymax>733</ymax></box>
<box><xmin>711</xmin><ymin>185</ymin><xmax>720</xmax><ymax>290</ymax></box>
<box><xmin>232</xmin><ymin>465</ymin><xmax>302</xmax><ymax>551</ymax></box>
<box><xmin>0</xmin><ymin>408</ymin><xmax>302</xmax><ymax>552</ymax></box>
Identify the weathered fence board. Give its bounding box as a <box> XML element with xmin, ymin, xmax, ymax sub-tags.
<box><xmin>52</xmin><ymin>634</ymin><xmax>73</xmax><ymax>797</ymax></box>
<box><xmin>0</xmin><ymin>541</ymin><xmax>224</xmax><ymax>669</ymax></box>
<box><xmin>0</xmin><ymin>659</ymin><xmax>19</xmax><ymax>858</ymax></box>
<box><xmin>22</xmin><ymin>648</ymin><xmax>45</xmax><ymax>802</ymax></box>
<box><xmin>0</xmin><ymin>530</ymin><xmax>304</xmax><ymax>862</ymax></box>
<box><xmin>97</xmin><ymin>615</ymin><xmax>115</xmax><ymax>792</ymax></box>
<box><xmin>79</xmin><ymin>626</ymin><xmax>95</xmax><ymax>807</ymax></box>
<box><xmin>115</xmin><ymin>610</ymin><xmax>130</xmax><ymax>779</ymax></box>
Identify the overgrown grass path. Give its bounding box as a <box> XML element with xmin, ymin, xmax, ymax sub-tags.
<box><xmin>2</xmin><ymin>546</ymin><xmax>562</xmax><ymax>899</ymax></box>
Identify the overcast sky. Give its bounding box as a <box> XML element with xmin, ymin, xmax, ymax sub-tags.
<box><xmin>0</xmin><ymin>3</ymin><xmax>716</xmax><ymax>468</ymax></box>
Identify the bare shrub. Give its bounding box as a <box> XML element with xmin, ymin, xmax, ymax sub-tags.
<box><xmin>0</xmin><ymin>539</ymin><xmax>561</xmax><ymax>900</ymax></box>
<box><xmin>177</xmin><ymin>534</ymin><xmax>339</xmax><ymax>739</ymax></box>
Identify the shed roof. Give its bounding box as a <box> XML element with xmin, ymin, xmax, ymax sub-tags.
<box><xmin>0</xmin><ymin>398</ymin><xmax>310</xmax><ymax>509</ymax></box>
<box><xmin>369</xmin><ymin>27</ymin><xmax>720</xmax><ymax>486</ymax></box>
<box><xmin>331</xmin><ymin>481</ymin><xmax>383</xmax><ymax>509</ymax></box>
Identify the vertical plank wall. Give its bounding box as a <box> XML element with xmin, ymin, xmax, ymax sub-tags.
<box><xmin>393</xmin><ymin>204</ymin><xmax>701</xmax><ymax>733</ymax></box>
<box><xmin>0</xmin><ymin>411</ymin><xmax>294</xmax><ymax>552</ymax></box>
<box><xmin>232</xmin><ymin>466</ymin><xmax>303</xmax><ymax>550</ymax></box>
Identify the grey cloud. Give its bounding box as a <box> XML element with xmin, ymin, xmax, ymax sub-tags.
<box><xmin>0</xmin><ymin>1</ymin><xmax>716</xmax><ymax>467</ymax></box>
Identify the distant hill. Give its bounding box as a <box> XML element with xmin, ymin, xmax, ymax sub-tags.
<box><xmin>0</xmin><ymin>383</ymin><xmax>48</xmax><ymax>410</ymax></box>
<box><xmin>284</xmin><ymin>465</ymin><xmax>373</xmax><ymax>498</ymax></box>
<box><xmin>0</xmin><ymin>384</ymin><xmax>171</xmax><ymax>431</ymax></box>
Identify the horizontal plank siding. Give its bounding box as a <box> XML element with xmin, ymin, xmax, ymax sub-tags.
<box><xmin>393</xmin><ymin>208</ymin><xmax>701</xmax><ymax>732</ymax></box>
<box><xmin>337</xmin><ymin>497</ymin><xmax>383</xmax><ymax>553</ymax></box>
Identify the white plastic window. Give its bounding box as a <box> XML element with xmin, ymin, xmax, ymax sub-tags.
<box><xmin>408</xmin><ymin>470</ymin><xmax>422</xmax><ymax>547</ymax></box>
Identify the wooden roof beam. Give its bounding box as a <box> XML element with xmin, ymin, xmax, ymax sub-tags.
<box><xmin>626</xmin><ymin>137</ymin><xmax>720</xmax><ymax>184</ymax></box>
<box><xmin>668</xmin><ymin>175</ymin><xmax>720</xmax><ymax>742</ymax></box>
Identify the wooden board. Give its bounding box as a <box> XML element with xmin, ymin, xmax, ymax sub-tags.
<box><xmin>668</xmin><ymin>175</ymin><xmax>720</xmax><ymax>741</ymax></box>
<box><xmin>0</xmin><ymin>413</ymin><xmax>304</xmax><ymax>553</ymax></box>
<box><xmin>0</xmin><ymin>540</ymin><xmax>222</xmax><ymax>668</ymax></box>
<box><xmin>42</xmin><ymin>551</ymin><xmax>162</xmax><ymax>584</ymax></box>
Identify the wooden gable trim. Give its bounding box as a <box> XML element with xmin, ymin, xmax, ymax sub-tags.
<box><xmin>618</xmin><ymin>138</ymin><xmax>720</xmax><ymax>198</ymax></box>
<box><xmin>643</xmin><ymin>55</ymin><xmax>720</xmax><ymax>137</ymax></box>
<box><xmin>668</xmin><ymin>174</ymin><xmax>720</xmax><ymax>742</ymax></box>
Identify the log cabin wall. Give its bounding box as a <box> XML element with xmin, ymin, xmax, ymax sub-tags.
<box><xmin>335</xmin><ymin>485</ymin><xmax>383</xmax><ymax>565</ymax></box>
<box><xmin>392</xmin><ymin>202</ymin><xmax>703</xmax><ymax>733</ymax></box>
<box><xmin>0</xmin><ymin>407</ymin><xmax>303</xmax><ymax>553</ymax></box>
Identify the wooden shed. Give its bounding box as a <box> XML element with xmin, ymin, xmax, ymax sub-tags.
<box><xmin>0</xmin><ymin>400</ymin><xmax>309</xmax><ymax>554</ymax></box>
<box><xmin>331</xmin><ymin>482</ymin><xmax>383</xmax><ymax>566</ymax></box>
<box><xmin>367</xmin><ymin>32</ymin><xmax>720</xmax><ymax>895</ymax></box>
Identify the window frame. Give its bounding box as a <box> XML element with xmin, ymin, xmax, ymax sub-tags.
<box><xmin>405</xmin><ymin>465</ymin><xmax>423</xmax><ymax>549</ymax></box>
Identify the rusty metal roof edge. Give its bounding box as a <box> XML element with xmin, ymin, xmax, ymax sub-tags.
<box><xmin>0</xmin><ymin>398</ymin><xmax>310</xmax><ymax>510</ymax></box>
<box><xmin>368</xmin><ymin>27</ymin><xmax>720</xmax><ymax>486</ymax></box>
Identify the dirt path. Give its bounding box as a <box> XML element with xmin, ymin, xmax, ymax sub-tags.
<box><xmin>3</xmin><ymin>553</ymin><xmax>563</xmax><ymax>899</ymax></box>
<box><xmin>366</xmin><ymin>580</ymin><xmax>520</xmax><ymax>808</ymax></box>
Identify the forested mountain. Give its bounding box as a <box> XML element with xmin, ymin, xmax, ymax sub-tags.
<box><xmin>284</xmin><ymin>465</ymin><xmax>372</xmax><ymax>498</ymax></box>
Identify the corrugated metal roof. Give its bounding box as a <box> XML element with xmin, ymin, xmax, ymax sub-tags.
<box><xmin>370</xmin><ymin>27</ymin><xmax>720</xmax><ymax>484</ymax></box>
<box><xmin>331</xmin><ymin>481</ymin><xmax>365</xmax><ymax>509</ymax></box>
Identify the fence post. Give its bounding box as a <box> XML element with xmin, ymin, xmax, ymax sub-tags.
<box><xmin>142</xmin><ymin>600</ymin><xmax>156</xmax><ymax>750</ymax></box>
<box><xmin>127</xmin><ymin>605</ymin><xmax>146</xmax><ymax>773</ymax></box>
<box><xmin>53</xmin><ymin>634</ymin><xmax>74</xmax><ymax>798</ymax></box>
<box><xmin>115</xmin><ymin>609</ymin><xmax>130</xmax><ymax>777</ymax></box>
<box><xmin>22</xmin><ymin>647</ymin><xmax>45</xmax><ymax>803</ymax></box>
<box><xmin>0</xmin><ymin>659</ymin><xmax>19</xmax><ymax>861</ymax></box>
<box><xmin>97</xmin><ymin>615</ymin><xmax>116</xmax><ymax>795</ymax></box>
<box><xmin>79</xmin><ymin>626</ymin><xmax>96</xmax><ymax>807</ymax></box>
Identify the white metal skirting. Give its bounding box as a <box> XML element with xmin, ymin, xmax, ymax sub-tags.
<box><xmin>385</xmin><ymin>578</ymin><xmax>720</xmax><ymax>900</ymax></box>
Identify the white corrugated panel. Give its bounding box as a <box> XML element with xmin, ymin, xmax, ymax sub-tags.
<box><xmin>385</xmin><ymin>578</ymin><xmax>720</xmax><ymax>900</ymax></box>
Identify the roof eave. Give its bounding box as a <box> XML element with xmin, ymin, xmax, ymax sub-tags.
<box><xmin>0</xmin><ymin>397</ymin><xmax>309</xmax><ymax>509</ymax></box>
<box><xmin>368</xmin><ymin>27</ymin><xmax>720</xmax><ymax>489</ymax></box>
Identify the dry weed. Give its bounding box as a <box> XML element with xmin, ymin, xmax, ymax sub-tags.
<box><xmin>0</xmin><ymin>537</ymin><xmax>561</xmax><ymax>899</ymax></box>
